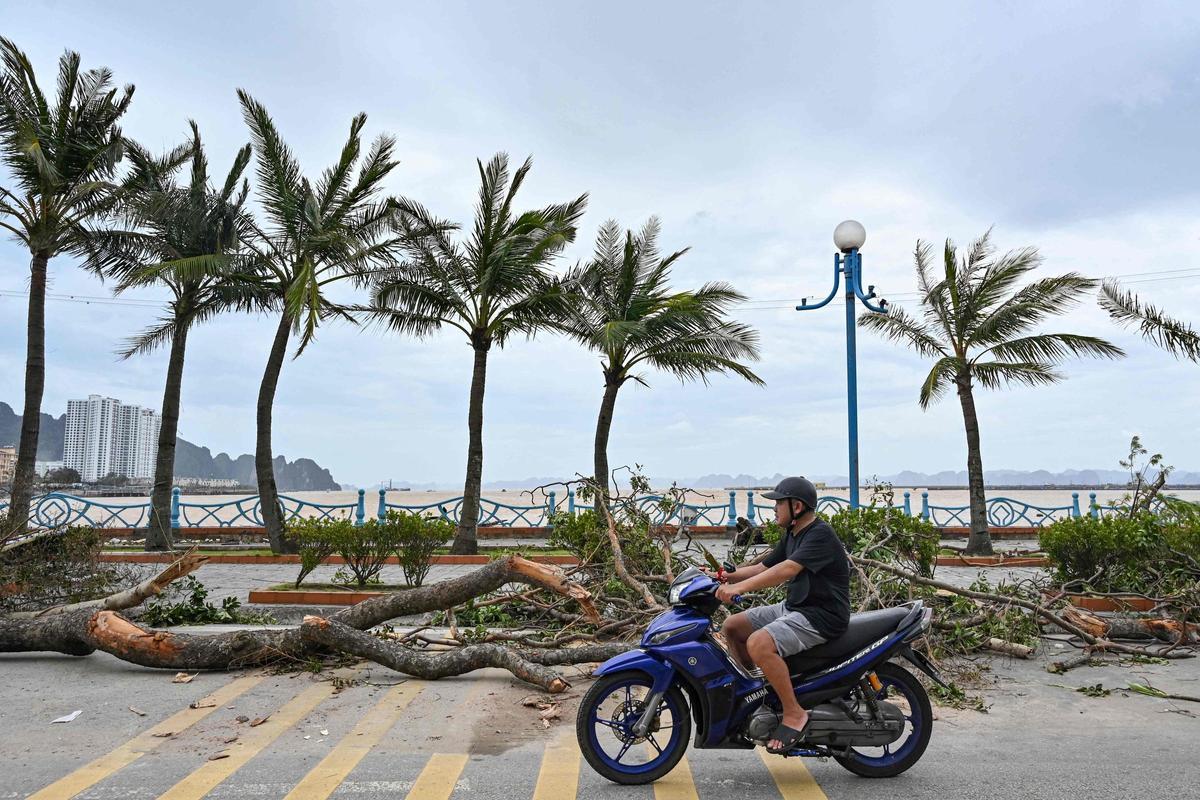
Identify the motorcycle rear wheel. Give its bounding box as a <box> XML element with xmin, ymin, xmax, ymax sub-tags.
<box><xmin>834</xmin><ymin>661</ymin><xmax>933</xmax><ymax>778</ymax></box>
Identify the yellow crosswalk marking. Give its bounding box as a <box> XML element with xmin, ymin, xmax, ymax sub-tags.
<box><xmin>757</xmin><ymin>748</ymin><xmax>829</xmax><ymax>799</ymax></box>
<box><xmin>531</xmin><ymin>734</ymin><xmax>580</xmax><ymax>800</ymax></box>
<box><xmin>283</xmin><ymin>681</ymin><xmax>426</xmax><ymax>799</ymax></box>
<box><xmin>404</xmin><ymin>753</ymin><xmax>469</xmax><ymax>800</ymax></box>
<box><xmin>653</xmin><ymin>755</ymin><xmax>699</xmax><ymax>800</ymax></box>
<box><xmin>157</xmin><ymin>681</ymin><xmax>334</xmax><ymax>800</ymax></box>
<box><xmin>27</xmin><ymin>674</ymin><xmax>265</xmax><ymax>800</ymax></box>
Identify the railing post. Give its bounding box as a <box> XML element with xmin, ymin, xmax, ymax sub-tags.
<box><xmin>355</xmin><ymin>489</ymin><xmax>365</xmax><ymax>527</ymax></box>
<box><xmin>567</xmin><ymin>488</ymin><xmax>575</xmax><ymax>516</ymax></box>
<box><xmin>377</xmin><ymin>489</ymin><xmax>387</xmax><ymax>521</ymax></box>
<box><xmin>903</xmin><ymin>491</ymin><xmax>911</xmax><ymax>516</ymax></box>
<box><xmin>727</xmin><ymin>491</ymin><xmax>737</xmax><ymax>527</ymax></box>
<box><xmin>746</xmin><ymin>491</ymin><xmax>756</xmax><ymax>524</ymax></box>
<box><xmin>1089</xmin><ymin>492</ymin><xmax>1098</xmax><ymax>519</ymax></box>
<box><xmin>548</xmin><ymin>491</ymin><xmax>557</xmax><ymax>529</ymax></box>
<box><xmin>1071</xmin><ymin>492</ymin><xmax>1081</xmax><ymax>518</ymax></box>
<box><xmin>920</xmin><ymin>491</ymin><xmax>930</xmax><ymax>521</ymax></box>
<box><xmin>170</xmin><ymin>487</ymin><xmax>181</xmax><ymax>530</ymax></box>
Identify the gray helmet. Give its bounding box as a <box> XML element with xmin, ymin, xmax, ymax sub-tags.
<box><xmin>762</xmin><ymin>476</ymin><xmax>818</xmax><ymax>511</ymax></box>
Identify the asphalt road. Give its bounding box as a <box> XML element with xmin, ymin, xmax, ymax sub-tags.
<box><xmin>3</xmin><ymin>642</ymin><xmax>1197</xmax><ymax>800</ymax></box>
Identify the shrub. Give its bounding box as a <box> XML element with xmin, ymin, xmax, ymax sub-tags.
<box><xmin>287</xmin><ymin>517</ymin><xmax>344</xmax><ymax>588</ymax></box>
<box><xmin>141</xmin><ymin>575</ymin><xmax>274</xmax><ymax>626</ymax></box>
<box><xmin>549</xmin><ymin>510</ymin><xmax>667</xmax><ymax>576</ymax></box>
<box><xmin>385</xmin><ymin>510</ymin><xmax>452</xmax><ymax>586</ymax></box>
<box><xmin>828</xmin><ymin>505</ymin><xmax>939</xmax><ymax>577</ymax></box>
<box><xmin>1039</xmin><ymin>509</ymin><xmax>1199</xmax><ymax>595</ymax></box>
<box><xmin>335</xmin><ymin>517</ymin><xmax>406</xmax><ymax>587</ymax></box>
<box><xmin>0</xmin><ymin>526</ymin><xmax>145</xmax><ymax>613</ymax></box>
<box><xmin>1039</xmin><ymin>514</ymin><xmax>1164</xmax><ymax>593</ymax></box>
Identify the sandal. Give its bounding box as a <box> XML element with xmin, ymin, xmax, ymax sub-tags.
<box><xmin>765</xmin><ymin>721</ymin><xmax>808</xmax><ymax>755</ymax></box>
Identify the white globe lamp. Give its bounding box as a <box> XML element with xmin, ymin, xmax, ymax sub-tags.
<box><xmin>833</xmin><ymin>220</ymin><xmax>866</xmax><ymax>253</ymax></box>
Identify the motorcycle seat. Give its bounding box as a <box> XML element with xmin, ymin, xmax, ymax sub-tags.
<box><xmin>784</xmin><ymin>606</ymin><xmax>913</xmax><ymax>677</ymax></box>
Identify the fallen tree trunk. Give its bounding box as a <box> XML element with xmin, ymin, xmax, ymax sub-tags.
<box><xmin>1061</xmin><ymin>606</ymin><xmax>1200</xmax><ymax>644</ymax></box>
<box><xmin>851</xmin><ymin>555</ymin><xmax>1196</xmax><ymax>659</ymax></box>
<box><xmin>0</xmin><ymin>556</ymin><xmax>625</xmax><ymax>691</ymax></box>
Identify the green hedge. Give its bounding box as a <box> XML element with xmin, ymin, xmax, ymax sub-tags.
<box><xmin>1039</xmin><ymin>507</ymin><xmax>1200</xmax><ymax>594</ymax></box>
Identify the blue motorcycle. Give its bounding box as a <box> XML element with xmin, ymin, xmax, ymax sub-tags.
<box><xmin>576</xmin><ymin>565</ymin><xmax>946</xmax><ymax>784</ymax></box>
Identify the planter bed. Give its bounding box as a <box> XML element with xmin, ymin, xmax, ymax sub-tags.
<box><xmin>98</xmin><ymin>551</ymin><xmax>579</xmax><ymax>566</ymax></box>
<box><xmin>937</xmin><ymin>527</ymin><xmax>1041</xmax><ymax>539</ymax></box>
<box><xmin>1044</xmin><ymin>591</ymin><xmax>1157</xmax><ymax>613</ymax></box>
<box><xmin>934</xmin><ymin>554</ymin><xmax>1049</xmax><ymax>567</ymax></box>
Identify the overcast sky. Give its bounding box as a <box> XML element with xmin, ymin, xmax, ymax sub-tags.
<box><xmin>2</xmin><ymin>1</ymin><xmax>1198</xmax><ymax>487</ymax></box>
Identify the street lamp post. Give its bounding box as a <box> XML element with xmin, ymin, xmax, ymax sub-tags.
<box><xmin>795</xmin><ymin>221</ymin><xmax>890</xmax><ymax>509</ymax></box>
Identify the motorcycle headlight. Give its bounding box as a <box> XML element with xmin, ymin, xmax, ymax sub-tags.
<box><xmin>668</xmin><ymin>584</ymin><xmax>685</xmax><ymax>605</ymax></box>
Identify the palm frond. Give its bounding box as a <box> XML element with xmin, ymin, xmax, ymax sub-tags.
<box><xmin>1099</xmin><ymin>281</ymin><xmax>1200</xmax><ymax>362</ymax></box>
<box><xmin>858</xmin><ymin>305</ymin><xmax>948</xmax><ymax>359</ymax></box>
<box><xmin>970</xmin><ymin>360</ymin><xmax>1063</xmax><ymax>390</ymax></box>
<box><xmin>979</xmin><ymin>332</ymin><xmax>1124</xmax><ymax>364</ymax></box>
<box><xmin>918</xmin><ymin>356</ymin><xmax>963</xmax><ymax>409</ymax></box>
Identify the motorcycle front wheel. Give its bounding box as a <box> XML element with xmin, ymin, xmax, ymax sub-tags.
<box><xmin>834</xmin><ymin>661</ymin><xmax>933</xmax><ymax>778</ymax></box>
<box><xmin>576</xmin><ymin>670</ymin><xmax>692</xmax><ymax>785</ymax></box>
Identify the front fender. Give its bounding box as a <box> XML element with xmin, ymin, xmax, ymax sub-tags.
<box><xmin>594</xmin><ymin>648</ymin><xmax>676</xmax><ymax>694</ymax></box>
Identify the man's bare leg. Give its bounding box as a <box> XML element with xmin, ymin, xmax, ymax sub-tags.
<box><xmin>721</xmin><ymin>612</ymin><xmax>755</xmax><ymax>670</ymax></box>
<box><xmin>748</xmin><ymin>629</ymin><xmax>808</xmax><ymax>751</ymax></box>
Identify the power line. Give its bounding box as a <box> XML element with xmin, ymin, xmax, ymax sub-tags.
<box><xmin>0</xmin><ymin>289</ymin><xmax>164</xmax><ymax>308</ymax></box>
<box><xmin>1</xmin><ymin>263</ymin><xmax>1197</xmax><ymax>313</ymax></box>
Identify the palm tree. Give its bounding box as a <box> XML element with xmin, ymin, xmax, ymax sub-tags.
<box><xmin>237</xmin><ymin>91</ymin><xmax>402</xmax><ymax>553</ymax></box>
<box><xmin>860</xmin><ymin>232</ymin><xmax>1124</xmax><ymax>554</ymax></box>
<box><xmin>1099</xmin><ymin>281</ymin><xmax>1200</xmax><ymax>363</ymax></box>
<box><xmin>368</xmin><ymin>154</ymin><xmax>587</xmax><ymax>554</ymax></box>
<box><xmin>0</xmin><ymin>39</ymin><xmax>133</xmax><ymax>533</ymax></box>
<box><xmin>562</xmin><ymin>218</ymin><xmax>764</xmax><ymax>504</ymax></box>
<box><xmin>81</xmin><ymin>122</ymin><xmax>267</xmax><ymax>550</ymax></box>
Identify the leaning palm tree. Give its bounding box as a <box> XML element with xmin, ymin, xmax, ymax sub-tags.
<box><xmin>860</xmin><ymin>232</ymin><xmax>1124</xmax><ymax>554</ymax></box>
<box><xmin>1099</xmin><ymin>281</ymin><xmax>1200</xmax><ymax>363</ymax></box>
<box><xmin>0</xmin><ymin>39</ymin><xmax>133</xmax><ymax>533</ymax></box>
<box><xmin>368</xmin><ymin>154</ymin><xmax>587</xmax><ymax>554</ymax></box>
<box><xmin>563</xmin><ymin>218</ymin><xmax>764</xmax><ymax>504</ymax></box>
<box><xmin>81</xmin><ymin>122</ymin><xmax>267</xmax><ymax>550</ymax></box>
<box><xmin>237</xmin><ymin>91</ymin><xmax>403</xmax><ymax>553</ymax></box>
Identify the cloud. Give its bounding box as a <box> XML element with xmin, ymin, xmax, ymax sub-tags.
<box><xmin>2</xmin><ymin>3</ymin><xmax>1199</xmax><ymax>486</ymax></box>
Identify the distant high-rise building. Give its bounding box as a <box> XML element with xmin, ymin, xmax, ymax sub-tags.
<box><xmin>0</xmin><ymin>445</ymin><xmax>16</xmax><ymax>484</ymax></box>
<box><xmin>63</xmin><ymin>395</ymin><xmax>161</xmax><ymax>482</ymax></box>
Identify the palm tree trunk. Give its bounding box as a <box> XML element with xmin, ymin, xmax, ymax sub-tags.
<box><xmin>452</xmin><ymin>339</ymin><xmax>490</xmax><ymax>555</ymax></box>
<box><xmin>5</xmin><ymin>252</ymin><xmax>49</xmax><ymax>536</ymax></box>
<box><xmin>592</xmin><ymin>377</ymin><xmax>621</xmax><ymax>513</ymax></box>
<box><xmin>257</xmin><ymin>314</ymin><xmax>293</xmax><ymax>554</ymax></box>
<box><xmin>146</xmin><ymin>320</ymin><xmax>188</xmax><ymax>551</ymax></box>
<box><xmin>956</xmin><ymin>372</ymin><xmax>993</xmax><ymax>555</ymax></box>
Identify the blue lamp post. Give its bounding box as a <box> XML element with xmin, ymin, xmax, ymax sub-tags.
<box><xmin>795</xmin><ymin>221</ymin><xmax>890</xmax><ymax>509</ymax></box>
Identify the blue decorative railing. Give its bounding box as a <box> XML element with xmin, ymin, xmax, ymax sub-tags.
<box><xmin>920</xmin><ymin>492</ymin><xmax>1078</xmax><ymax>528</ymax></box>
<box><xmin>3</xmin><ymin>488</ymin><xmax>1170</xmax><ymax>532</ymax></box>
<box><xmin>379</xmin><ymin>488</ymin><xmax>553</xmax><ymax>528</ymax></box>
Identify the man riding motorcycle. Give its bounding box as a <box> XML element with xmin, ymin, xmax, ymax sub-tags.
<box><xmin>707</xmin><ymin>476</ymin><xmax>851</xmax><ymax>754</ymax></box>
